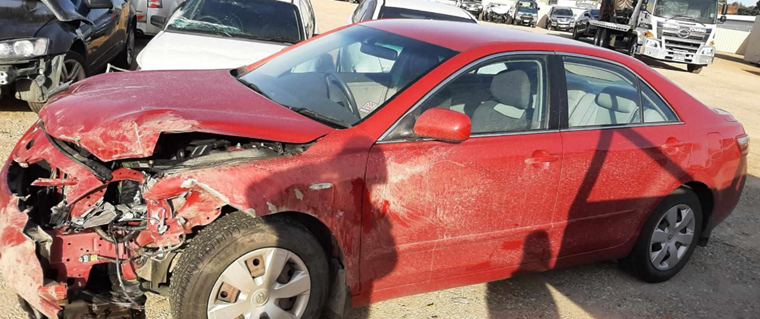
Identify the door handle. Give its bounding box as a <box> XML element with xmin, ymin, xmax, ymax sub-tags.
<box><xmin>525</xmin><ymin>154</ymin><xmax>560</xmax><ymax>164</ymax></box>
<box><xmin>661</xmin><ymin>139</ymin><xmax>685</xmax><ymax>149</ymax></box>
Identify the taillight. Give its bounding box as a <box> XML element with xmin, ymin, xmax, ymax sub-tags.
<box><xmin>737</xmin><ymin>134</ymin><xmax>750</xmax><ymax>156</ymax></box>
<box><xmin>148</xmin><ymin>0</ymin><xmax>162</xmax><ymax>8</ymax></box>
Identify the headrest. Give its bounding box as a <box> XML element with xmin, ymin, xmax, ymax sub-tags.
<box><xmin>491</xmin><ymin>69</ymin><xmax>530</xmax><ymax>110</ymax></box>
<box><xmin>596</xmin><ymin>85</ymin><xmax>639</xmax><ymax>113</ymax></box>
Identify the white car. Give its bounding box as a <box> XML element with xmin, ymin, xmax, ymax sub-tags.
<box><xmin>347</xmin><ymin>0</ymin><xmax>477</xmax><ymax>25</ymax></box>
<box><xmin>137</xmin><ymin>0</ymin><xmax>318</xmax><ymax>71</ymax></box>
<box><xmin>133</xmin><ymin>0</ymin><xmax>185</xmax><ymax>37</ymax></box>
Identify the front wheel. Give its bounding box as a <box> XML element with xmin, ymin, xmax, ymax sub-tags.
<box><xmin>28</xmin><ymin>51</ymin><xmax>86</xmax><ymax>113</ymax></box>
<box><xmin>619</xmin><ymin>188</ymin><xmax>702</xmax><ymax>283</ymax></box>
<box><xmin>687</xmin><ymin>64</ymin><xmax>704</xmax><ymax>74</ymax></box>
<box><xmin>572</xmin><ymin>26</ymin><xmax>580</xmax><ymax>39</ymax></box>
<box><xmin>170</xmin><ymin>212</ymin><xmax>329</xmax><ymax>319</ymax></box>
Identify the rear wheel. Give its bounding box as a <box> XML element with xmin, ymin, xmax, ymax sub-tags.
<box><xmin>170</xmin><ymin>212</ymin><xmax>329</xmax><ymax>319</ymax></box>
<box><xmin>687</xmin><ymin>64</ymin><xmax>704</xmax><ymax>74</ymax></box>
<box><xmin>628</xmin><ymin>36</ymin><xmax>639</xmax><ymax>57</ymax></box>
<box><xmin>572</xmin><ymin>26</ymin><xmax>580</xmax><ymax>39</ymax></box>
<box><xmin>620</xmin><ymin>188</ymin><xmax>702</xmax><ymax>283</ymax></box>
<box><xmin>28</xmin><ymin>51</ymin><xmax>86</xmax><ymax>113</ymax></box>
<box><xmin>114</xmin><ymin>23</ymin><xmax>135</xmax><ymax>69</ymax></box>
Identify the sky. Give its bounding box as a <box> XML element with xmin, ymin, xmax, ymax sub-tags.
<box><xmin>736</xmin><ymin>0</ymin><xmax>757</xmax><ymax>7</ymax></box>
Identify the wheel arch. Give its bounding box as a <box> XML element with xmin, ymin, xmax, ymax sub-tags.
<box><xmin>682</xmin><ymin>181</ymin><xmax>714</xmax><ymax>245</ymax></box>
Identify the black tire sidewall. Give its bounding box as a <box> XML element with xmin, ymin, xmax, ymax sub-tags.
<box><xmin>628</xmin><ymin>188</ymin><xmax>703</xmax><ymax>283</ymax></box>
<box><xmin>173</xmin><ymin>216</ymin><xmax>329</xmax><ymax>319</ymax></box>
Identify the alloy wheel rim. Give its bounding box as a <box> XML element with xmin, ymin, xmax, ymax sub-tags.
<box><xmin>207</xmin><ymin>247</ymin><xmax>311</xmax><ymax>319</ymax></box>
<box><xmin>649</xmin><ymin>204</ymin><xmax>696</xmax><ymax>271</ymax></box>
<box><xmin>61</xmin><ymin>59</ymin><xmax>85</xmax><ymax>84</ymax></box>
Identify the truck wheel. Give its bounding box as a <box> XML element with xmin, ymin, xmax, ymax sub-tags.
<box><xmin>687</xmin><ymin>65</ymin><xmax>704</xmax><ymax>74</ymax></box>
<box><xmin>619</xmin><ymin>188</ymin><xmax>702</xmax><ymax>283</ymax></box>
<box><xmin>600</xmin><ymin>29</ymin><xmax>611</xmax><ymax>48</ymax></box>
<box><xmin>628</xmin><ymin>36</ymin><xmax>639</xmax><ymax>57</ymax></box>
<box><xmin>170</xmin><ymin>212</ymin><xmax>329</xmax><ymax>319</ymax></box>
<box><xmin>27</xmin><ymin>51</ymin><xmax>86</xmax><ymax>113</ymax></box>
<box><xmin>114</xmin><ymin>23</ymin><xmax>136</xmax><ymax>69</ymax></box>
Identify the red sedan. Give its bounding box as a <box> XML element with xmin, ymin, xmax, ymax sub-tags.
<box><xmin>0</xmin><ymin>20</ymin><xmax>748</xmax><ymax>319</ymax></box>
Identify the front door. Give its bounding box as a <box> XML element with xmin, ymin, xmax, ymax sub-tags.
<box><xmin>361</xmin><ymin>54</ymin><xmax>563</xmax><ymax>297</ymax></box>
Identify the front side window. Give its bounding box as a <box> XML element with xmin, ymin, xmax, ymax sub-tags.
<box><xmin>564</xmin><ymin>57</ymin><xmax>642</xmax><ymax>128</ymax></box>
<box><xmin>166</xmin><ymin>0</ymin><xmax>303</xmax><ymax>43</ymax></box>
<box><xmin>384</xmin><ymin>55</ymin><xmax>549</xmax><ymax>141</ymax></box>
<box><xmin>238</xmin><ymin>26</ymin><xmax>458</xmax><ymax>128</ymax></box>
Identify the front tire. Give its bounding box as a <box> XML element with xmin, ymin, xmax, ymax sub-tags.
<box><xmin>687</xmin><ymin>64</ymin><xmax>704</xmax><ymax>74</ymax></box>
<box><xmin>170</xmin><ymin>212</ymin><xmax>329</xmax><ymax>319</ymax></box>
<box><xmin>28</xmin><ymin>51</ymin><xmax>86</xmax><ymax>113</ymax></box>
<box><xmin>620</xmin><ymin>188</ymin><xmax>702</xmax><ymax>283</ymax></box>
<box><xmin>572</xmin><ymin>26</ymin><xmax>580</xmax><ymax>40</ymax></box>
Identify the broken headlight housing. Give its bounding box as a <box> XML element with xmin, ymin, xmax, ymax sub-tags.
<box><xmin>0</xmin><ymin>38</ymin><xmax>49</xmax><ymax>60</ymax></box>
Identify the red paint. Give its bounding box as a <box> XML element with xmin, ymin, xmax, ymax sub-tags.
<box><xmin>0</xmin><ymin>20</ymin><xmax>748</xmax><ymax>317</ymax></box>
<box><xmin>413</xmin><ymin>107</ymin><xmax>472</xmax><ymax>142</ymax></box>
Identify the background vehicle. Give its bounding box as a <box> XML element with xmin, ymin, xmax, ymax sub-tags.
<box><xmin>588</xmin><ymin>0</ymin><xmax>728</xmax><ymax>74</ymax></box>
<box><xmin>547</xmin><ymin>6</ymin><xmax>575</xmax><ymax>31</ymax></box>
<box><xmin>506</xmin><ymin>0</ymin><xmax>538</xmax><ymax>27</ymax></box>
<box><xmin>0</xmin><ymin>0</ymin><xmax>135</xmax><ymax>112</ymax></box>
<box><xmin>137</xmin><ymin>0</ymin><xmax>318</xmax><ymax>70</ymax></box>
<box><xmin>133</xmin><ymin>0</ymin><xmax>185</xmax><ymax>36</ymax></box>
<box><xmin>347</xmin><ymin>0</ymin><xmax>477</xmax><ymax>24</ymax></box>
<box><xmin>1</xmin><ymin>20</ymin><xmax>747</xmax><ymax>319</ymax></box>
<box><xmin>572</xmin><ymin>9</ymin><xmax>601</xmax><ymax>39</ymax></box>
<box><xmin>480</xmin><ymin>0</ymin><xmax>513</xmax><ymax>23</ymax></box>
<box><xmin>459</xmin><ymin>0</ymin><xmax>484</xmax><ymax>16</ymax></box>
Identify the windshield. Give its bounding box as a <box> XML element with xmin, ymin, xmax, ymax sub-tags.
<box><xmin>589</xmin><ymin>9</ymin><xmax>600</xmax><ymax>17</ymax></box>
<box><xmin>238</xmin><ymin>26</ymin><xmax>458</xmax><ymax>128</ymax></box>
<box><xmin>166</xmin><ymin>0</ymin><xmax>303</xmax><ymax>43</ymax></box>
<box><xmin>518</xmin><ymin>7</ymin><xmax>537</xmax><ymax>13</ymax></box>
<box><xmin>654</xmin><ymin>0</ymin><xmax>717</xmax><ymax>24</ymax></box>
<box><xmin>553</xmin><ymin>8</ymin><xmax>574</xmax><ymax>16</ymax></box>
<box><xmin>379</xmin><ymin>7</ymin><xmax>475</xmax><ymax>22</ymax></box>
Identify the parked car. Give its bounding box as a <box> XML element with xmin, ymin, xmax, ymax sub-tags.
<box><xmin>347</xmin><ymin>0</ymin><xmax>477</xmax><ymax>25</ymax></box>
<box><xmin>506</xmin><ymin>0</ymin><xmax>539</xmax><ymax>27</ymax></box>
<box><xmin>572</xmin><ymin>9</ymin><xmax>600</xmax><ymax>40</ymax></box>
<box><xmin>136</xmin><ymin>0</ymin><xmax>318</xmax><ymax>70</ymax></box>
<box><xmin>480</xmin><ymin>0</ymin><xmax>513</xmax><ymax>23</ymax></box>
<box><xmin>459</xmin><ymin>0</ymin><xmax>484</xmax><ymax>16</ymax></box>
<box><xmin>0</xmin><ymin>0</ymin><xmax>135</xmax><ymax>112</ymax></box>
<box><xmin>133</xmin><ymin>0</ymin><xmax>185</xmax><ymax>37</ymax></box>
<box><xmin>547</xmin><ymin>6</ymin><xmax>575</xmax><ymax>31</ymax></box>
<box><xmin>2</xmin><ymin>19</ymin><xmax>748</xmax><ymax>319</ymax></box>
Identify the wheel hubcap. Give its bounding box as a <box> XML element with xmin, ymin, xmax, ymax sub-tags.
<box><xmin>61</xmin><ymin>59</ymin><xmax>85</xmax><ymax>84</ymax></box>
<box><xmin>207</xmin><ymin>247</ymin><xmax>311</xmax><ymax>319</ymax></box>
<box><xmin>649</xmin><ymin>204</ymin><xmax>696</xmax><ymax>271</ymax></box>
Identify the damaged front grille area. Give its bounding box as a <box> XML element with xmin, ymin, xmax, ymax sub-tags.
<box><xmin>5</xmin><ymin>129</ymin><xmax>313</xmax><ymax>318</ymax></box>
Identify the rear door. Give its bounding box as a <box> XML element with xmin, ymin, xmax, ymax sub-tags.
<box><xmin>555</xmin><ymin>55</ymin><xmax>691</xmax><ymax>258</ymax></box>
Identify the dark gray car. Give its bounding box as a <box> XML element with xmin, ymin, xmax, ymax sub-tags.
<box><xmin>0</xmin><ymin>0</ymin><xmax>135</xmax><ymax>112</ymax></box>
<box><xmin>572</xmin><ymin>9</ymin><xmax>600</xmax><ymax>40</ymax></box>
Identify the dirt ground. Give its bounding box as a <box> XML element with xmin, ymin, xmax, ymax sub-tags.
<box><xmin>1</xmin><ymin>0</ymin><xmax>759</xmax><ymax>318</ymax></box>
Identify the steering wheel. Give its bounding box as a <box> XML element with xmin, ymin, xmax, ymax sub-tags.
<box><xmin>197</xmin><ymin>15</ymin><xmax>222</xmax><ymax>24</ymax></box>
<box><xmin>324</xmin><ymin>71</ymin><xmax>360</xmax><ymax>118</ymax></box>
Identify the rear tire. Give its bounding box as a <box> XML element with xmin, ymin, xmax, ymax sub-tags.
<box><xmin>619</xmin><ymin>188</ymin><xmax>703</xmax><ymax>283</ymax></box>
<box><xmin>114</xmin><ymin>23</ymin><xmax>135</xmax><ymax>69</ymax></box>
<box><xmin>170</xmin><ymin>212</ymin><xmax>329</xmax><ymax>319</ymax></box>
<box><xmin>572</xmin><ymin>26</ymin><xmax>580</xmax><ymax>40</ymax></box>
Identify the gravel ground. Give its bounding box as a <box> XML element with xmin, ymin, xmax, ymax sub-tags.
<box><xmin>1</xmin><ymin>0</ymin><xmax>759</xmax><ymax>318</ymax></box>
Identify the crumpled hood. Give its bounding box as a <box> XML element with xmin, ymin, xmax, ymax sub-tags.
<box><xmin>39</xmin><ymin>69</ymin><xmax>332</xmax><ymax>162</ymax></box>
<box><xmin>137</xmin><ymin>31</ymin><xmax>289</xmax><ymax>71</ymax></box>
<box><xmin>0</xmin><ymin>0</ymin><xmax>56</xmax><ymax>41</ymax></box>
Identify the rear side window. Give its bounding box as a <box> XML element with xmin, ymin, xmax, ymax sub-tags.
<box><xmin>563</xmin><ymin>57</ymin><xmax>642</xmax><ymax>128</ymax></box>
<box><xmin>641</xmin><ymin>84</ymin><xmax>679</xmax><ymax>123</ymax></box>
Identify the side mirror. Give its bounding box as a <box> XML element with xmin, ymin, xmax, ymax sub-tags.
<box><xmin>641</xmin><ymin>0</ymin><xmax>648</xmax><ymax>6</ymax></box>
<box><xmin>85</xmin><ymin>0</ymin><xmax>112</xmax><ymax>9</ymax></box>
<box><xmin>722</xmin><ymin>4</ymin><xmax>728</xmax><ymax>15</ymax></box>
<box><xmin>719</xmin><ymin>15</ymin><xmax>727</xmax><ymax>24</ymax></box>
<box><xmin>414</xmin><ymin>108</ymin><xmax>471</xmax><ymax>143</ymax></box>
<box><xmin>151</xmin><ymin>15</ymin><xmax>167</xmax><ymax>28</ymax></box>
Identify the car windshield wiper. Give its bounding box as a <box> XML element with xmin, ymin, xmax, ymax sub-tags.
<box><xmin>288</xmin><ymin>107</ymin><xmax>349</xmax><ymax>129</ymax></box>
<box><xmin>242</xmin><ymin>81</ymin><xmax>272</xmax><ymax>100</ymax></box>
<box><xmin>248</xmin><ymin>36</ymin><xmax>300</xmax><ymax>44</ymax></box>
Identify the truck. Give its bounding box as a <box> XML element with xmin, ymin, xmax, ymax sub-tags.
<box><xmin>588</xmin><ymin>0</ymin><xmax>728</xmax><ymax>73</ymax></box>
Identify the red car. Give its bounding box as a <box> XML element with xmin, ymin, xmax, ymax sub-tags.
<box><xmin>0</xmin><ymin>20</ymin><xmax>748</xmax><ymax>319</ymax></box>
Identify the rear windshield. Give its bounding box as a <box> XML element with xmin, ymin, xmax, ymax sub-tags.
<box><xmin>590</xmin><ymin>9</ymin><xmax>600</xmax><ymax>17</ymax></box>
<box><xmin>166</xmin><ymin>0</ymin><xmax>303</xmax><ymax>43</ymax></box>
<box><xmin>379</xmin><ymin>7</ymin><xmax>474</xmax><ymax>23</ymax></box>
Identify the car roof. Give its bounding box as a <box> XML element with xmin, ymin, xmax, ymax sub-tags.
<box><xmin>363</xmin><ymin>19</ymin><xmax>596</xmax><ymax>52</ymax></box>
<box><xmin>382</xmin><ymin>0</ymin><xmax>473</xmax><ymax>20</ymax></box>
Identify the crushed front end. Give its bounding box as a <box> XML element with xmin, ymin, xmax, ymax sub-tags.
<box><xmin>1</xmin><ymin>121</ymin><xmax>301</xmax><ymax>318</ymax></box>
